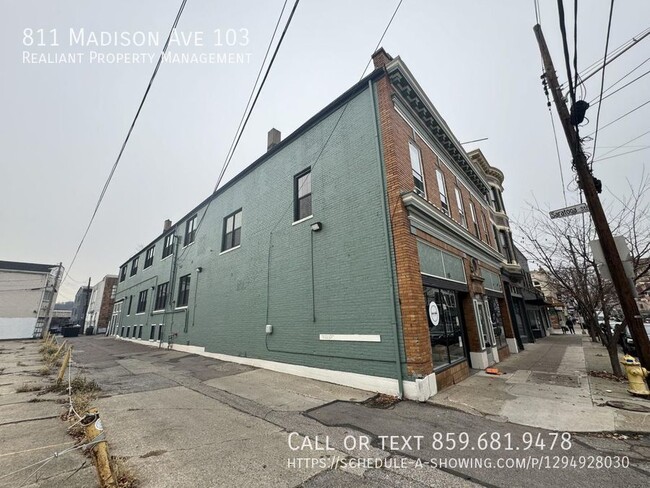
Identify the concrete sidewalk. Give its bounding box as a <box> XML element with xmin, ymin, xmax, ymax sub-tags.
<box><xmin>430</xmin><ymin>333</ymin><xmax>650</xmax><ymax>432</ymax></box>
<box><xmin>0</xmin><ymin>340</ymin><xmax>97</xmax><ymax>487</ymax></box>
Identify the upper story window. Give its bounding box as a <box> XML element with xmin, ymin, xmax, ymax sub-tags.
<box><xmin>119</xmin><ymin>265</ymin><xmax>127</xmax><ymax>282</ymax></box>
<box><xmin>436</xmin><ymin>169</ymin><xmax>449</xmax><ymax>216</ymax></box>
<box><xmin>490</xmin><ymin>187</ymin><xmax>503</xmax><ymax>212</ymax></box>
<box><xmin>130</xmin><ymin>256</ymin><xmax>139</xmax><ymax>276</ymax></box>
<box><xmin>454</xmin><ymin>187</ymin><xmax>467</xmax><ymax>228</ymax></box>
<box><xmin>154</xmin><ymin>282</ymin><xmax>168</xmax><ymax>311</ymax></box>
<box><xmin>144</xmin><ymin>246</ymin><xmax>155</xmax><ymax>269</ymax></box>
<box><xmin>127</xmin><ymin>295</ymin><xmax>133</xmax><ymax>315</ymax></box>
<box><xmin>469</xmin><ymin>201</ymin><xmax>480</xmax><ymax>237</ymax></box>
<box><xmin>177</xmin><ymin>274</ymin><xmax>191</xmax><ymax>307</ymax></box>
<box><xmin>222</xmin><ymin>209</ymin><xmax>242</xmax><ymax>252</ymax></box>
<box><xmin>184</xmin><ymin>215</ymin><xmax>197</xmax><ymax>247</ymax></box>
<box><xmin>409</xmin><ymin>142</ymin><xmax>425</xmax><ymax>198</ymax></box>
<box><xmin>294</xmin><ymin>169</ymin><xmax>312</xmax><ymax>221</ymax></box>
<box><xmin>482</xmin><ymin>213</ymin><xmax>491</xmax><ymax>245</ymax></box>
<box><xmin>162</xmin><ymin>234</ymin><xmax>174</xmax><ymax>259</ymax></box>
<box><xmin>136</xmin><ymin>289</ymin><xmax>148</xmax><ymax>314</ymax></box>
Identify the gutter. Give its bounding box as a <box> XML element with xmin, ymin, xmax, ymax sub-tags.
<box><xmin>369</xmin><ymin>77</ymin><xmax>404</xmax><ymax>399</ymax></box>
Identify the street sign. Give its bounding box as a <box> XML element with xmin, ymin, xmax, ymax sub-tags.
<box><xmin>549</xmin><ymin>203</ymin><xmax>589</xmax><ymax>219</ymax></box>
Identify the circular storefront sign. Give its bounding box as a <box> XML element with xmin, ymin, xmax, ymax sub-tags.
<box><xmin>428</xmin><ymin>302</ymin><xmax>440</xmax><ymax>326</ymax></box>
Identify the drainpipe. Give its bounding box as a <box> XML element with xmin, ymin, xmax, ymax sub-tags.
<box><xmin>369</xmin><ymin>78</ymin><xmax>404</xmax><ymax>399</ymax></box>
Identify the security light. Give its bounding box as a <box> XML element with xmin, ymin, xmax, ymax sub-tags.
<box><xmin>310</xmin><ymin>222</ymin><xmax>323</xmax><ymax>232</ymax></box>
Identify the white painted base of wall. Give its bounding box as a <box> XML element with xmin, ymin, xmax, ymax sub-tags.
<box><xmin>506</xmin><ymin>338</ymin><xmax>519</xmax><ymax>354</ymax></box>
<box><xmin>469</xmin><ymin>351</ymin><xmax>490</xmax><ymax>369</ymax></box>
<box><xmin>115</xmin><ymin>336</ymin><xmax>438</xmax><ymax>401</ymax></box>
<box><xmin>0</xmin><ymin>317</ymin><xmax>36</xmax><ymax>340</ymax></box>
<box><xmin>491</xmin><ymin>347</ymin><xmax>500</xmax><ymax>364</ymax></box>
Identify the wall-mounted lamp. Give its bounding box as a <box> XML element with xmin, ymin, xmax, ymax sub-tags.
<box><xmin>196</xmin><ymin>267</ymin><xmax>203</xmax><ymax>273</ymax></box>
<box><xmin>310</xmin><ymin>222</ymin><xmax>323</xmax><ymax>232</ymax></box>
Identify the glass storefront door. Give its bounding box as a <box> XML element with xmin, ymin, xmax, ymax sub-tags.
<box><xmin>424</xmin><ymin>286</ymin><xmax>467</xmax><ymax>368</ymax></box>
<box><xmin>487</xmin><ymin>296</ymin><xmax>507</xmax><ymax>348</ymax></box>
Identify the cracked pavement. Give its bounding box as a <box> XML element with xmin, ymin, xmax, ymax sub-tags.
<box><xmin>4</xmin><ymin>336</ymin><xmax>649</xmax><ymax>487</ymax></box>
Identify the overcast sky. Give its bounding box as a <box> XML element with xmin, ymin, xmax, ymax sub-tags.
<box><xmin>2</xmin><ymin>0</ymin><xmax>649</xmax><ymax>301</ymax></box>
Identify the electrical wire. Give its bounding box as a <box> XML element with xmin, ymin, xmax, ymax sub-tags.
<box><xmin>360</xmin><ymin>0</ymin><xmax>403</xmax><ymax>78</ymax></box>
<box><xmin>562</xmin><ymin>26</ymin><xmax>650</xmax><ymax>90</ymax></box>
<box><xmin>556</xmin><ymin>0</ymin><xmax>576</xmax><ymax>106</ymax></box>
<box><xmin>61</xmin><ymin>0</ymin><xmax>190</xmax><ymax>287</ymax></box>
<box><xmin>174</xmin><ymin>0</ymin><xmax>299</xmax><ymax>270</ymax></box>
<box><xmin>549</xmin><ymin>110</ymin><xmax>569</xmax><ymax>206</ymax></box>
<box><xmin>589</xmin><ymin>67</ymin><xmax>650</xmax><ymax>105</ymax></box>
<box><xmin>593</xmin><ymin>145</ymin><xmax>650</xmax><ymax>163</ymax></box>
<box><xmin>589</xmin><ymin>0</ymin><xmax>616</xmax><ymax>169</ymax></box>
<box><xmin>594</xmin><ymin>128</ymin><xmax>650</xmax><ymax>160</ymax></box>
<box><xmin>584</xmin><ymin>98</ymin><xmax>650</xmax><ymax>137</ymax></box>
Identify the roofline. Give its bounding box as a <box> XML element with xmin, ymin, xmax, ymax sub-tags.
<box><xmin>384</xmin><ymin>57</ymin><xmax>491</xmax><ymax>193</ymax></box>
<box><xmin>118</xmin><ymin>68</ymin><xmax>384</xmax><ymax>268</ymax></box>
<box><xmin>0</xmin><ymin>260</ymin><xmax>58</xmax><ymax>274</ymax></box>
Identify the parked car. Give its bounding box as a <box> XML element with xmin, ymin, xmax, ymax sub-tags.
<box><xmin>621</xmin><ymin>324</ymin><xmax>650</xmax><ymax>357</ymax></box>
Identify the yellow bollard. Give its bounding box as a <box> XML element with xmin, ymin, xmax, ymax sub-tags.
<box><xmin>43</xmin><ymin>331</ymin><xmax>50</xmax><ymax>343</ymax></box>
<box><xmin>56</xmin><ymin>346</ymin><xmax>72</xmax><ymax>385</ymax></box>
<box><xmin>82</xmin><ymin>408</ymin><xmax>117</xmax><ymax>488</ymax></box>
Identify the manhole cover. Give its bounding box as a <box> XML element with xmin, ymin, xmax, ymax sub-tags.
<box><xmin>605</xmin><ymin>401</ymin><xmax>650</xmax><ymax>413</ymax></box>
<box><xmin>528</xmin><ymin>372</ymin><xmax>581</xmax><ymax>388</ymax></box>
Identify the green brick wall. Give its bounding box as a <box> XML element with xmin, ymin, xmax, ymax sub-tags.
<box><xmin>114</xmin><ymin>85</ymin><xmax>406</xmax><ymax>380</ymax></box>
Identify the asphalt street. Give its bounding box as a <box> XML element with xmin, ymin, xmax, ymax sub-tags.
<box><xmin>66</xmin><ymin>336</ymin><xmax>649</xmax><ymax>487</ymax></box>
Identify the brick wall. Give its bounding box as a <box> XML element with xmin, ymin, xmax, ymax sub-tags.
<box><xmin>435</xmin><ymin>361</ymin><xmax>470</xmax><ymax>390</ymax></box>
<box><xmin>373</xmin><ymin>71</ymin><xmax>433</xmax><ymax>377</ymax></box>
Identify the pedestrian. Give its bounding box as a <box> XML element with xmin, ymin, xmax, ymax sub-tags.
<box><xmin>566</xmin><ymin>316</ymin><xmax>575</xmax><ymax>334</ymax></box>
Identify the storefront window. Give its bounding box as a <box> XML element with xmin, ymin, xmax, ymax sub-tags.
<box><xmin>487</xmin><ymin>297</ymin><xmax>507</xmax><ymax>348</ymax></box>
<box><xmin>424</xmin><ymin>286</ymin><xmax>467</xmax><ymax>368</ymax></box>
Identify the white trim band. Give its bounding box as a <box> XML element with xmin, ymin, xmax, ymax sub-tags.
<box><xmin>319</xmin><ymin>334</ymin><xmax>381</xmax><ymax>342</ymax></box>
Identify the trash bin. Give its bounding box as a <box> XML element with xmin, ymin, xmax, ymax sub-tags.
<box><xmin>85</xmin><ymin>326</ymin><xmax>94</xmax><ymax>336</ymax></box>
<box><xmin>62</xmin><ymin>325</ymin><xmax>80</xmax><ymax>337</ymax></box>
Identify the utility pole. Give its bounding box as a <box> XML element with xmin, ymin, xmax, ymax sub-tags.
<box><xmin>534</xmin><ymin>24</ymin><xmax>650</xmax><ymax>371</ymax></box>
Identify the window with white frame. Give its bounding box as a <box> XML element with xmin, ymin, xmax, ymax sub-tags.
<box><xmin>222</xmin><ymin>209</ymin><xmax>242</xmax><ymax>252</ymax></box>
<box><xmin>144</xmin><ymin>246</ymin><xmax>155</xmax><ymax>268</ymax></box>
<box><xmin>409</xmin><ymin>141</ymin><xmax>425</xmax><ymax>197</ymax></box>
<box><xmin>130</xmin><ymin>256</ymin><xmax>139</xmax><ymax>276</ymax></box>
<box><xmin>162</xmin><ymin>234</ymin><xmax>174</xmax><ymax>258</ymax></box>
<box><xmin>469</xmin><ymin>201</ymin><xmax>480</xmax><ymax>237</ymax></box>
<box><xmin>184</xmin><ymin>215</ymin><xmax>197</xmax><ymax>247</ymax></box>
<box><xmin>294</xmin><ymin>169</ymin><xmax>312</xmax><ymax>221</ymax></box>
<box><xmin>436</xmin><ymin>169</ymin><xmax>449</xmax><ymax>215</ymax></box>
<box><xmin>454</xmin><ymin>187</ymin><xmax>467</xmax><ymax>228</ymax></box>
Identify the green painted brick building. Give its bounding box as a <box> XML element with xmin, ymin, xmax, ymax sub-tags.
<box><xmin>109</xmin><ymin>70</ymin><xmax>413</xmax><ymax>397</ymax></box>
<box><xmin>109</xmin><ymin>50</ymin><xmax>525</xmax><ymax>401</ymax></box>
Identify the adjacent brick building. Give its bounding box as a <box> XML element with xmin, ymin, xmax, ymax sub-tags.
<box><xmin>109</xmin><ymin>49</ymin><xmax>526</xmax><ymax>399</ymax></box>
<box><xmin>84</xmin><ymin>275</ymin><xmax>118</xmax><ymax>334</ymax></box>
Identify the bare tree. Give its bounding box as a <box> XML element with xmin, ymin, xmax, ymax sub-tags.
<box><xmin>513</xmin><ymin>171</ymin><xmax>650</xmax><ymax>376</ymax></box>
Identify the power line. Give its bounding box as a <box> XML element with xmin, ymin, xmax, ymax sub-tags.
<box><xmin>213</xmin><ymin>0</ymin><xmax>299</xmax><ymax>192</ymax></box>
<box><xmin>549</xmin><ymin>110</ymin><xmax>568</xmax><ymax>205</ymax></box>
<box><xmin>556</xmin><ymin>0</ymin><xmax>576</xmax><ymax>106</ymax></box>
<box><xmin>588</xmin><ymin>0</ymin><xmax>616</xmax><ymax>169</ymax></box>
<box><xmin>563</xmin><ymin>26</ymin><xmax>650</xmax><ymax>90</ymax></box>
<box><xmin>61</xmin><ymin>0</ymin><xmax>190</xmax><ymax>287</ymax></box>
<box><xmin>584</xmin><ymin>98</ymin><xmax>650</xmax><ymax>137</ymax></box>
<box><xmin>360</xmin><ymin>0</ymin><xmax>404</xmax><ymax>78</ymax></box>
<box><xmin>589</xmin><ymin>67</ymin><xmax>650</xmax><ymax>105</ymax></box>
<box><xmin>594</xmin><ymin>145</ymin><xmax>650</xmax><ymax>162</ymax></box>
<box><xmin>174</xmin><ymin>0</ymin><xmax>300</xmax><ymax>268</ymax></box>
<box><xmin>595</xmin><ymin>128</ymin><xmax>650</xmax><ymax>160</ymax></box>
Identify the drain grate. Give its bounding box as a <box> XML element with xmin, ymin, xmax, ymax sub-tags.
<box><xmin>528</xmin><ymin>371</ymin><xmax>581</xmax><ymax>388</ymax></box>
<box><xmin>605</xmin><ymin>401</ymin><xmax>650</xmax><ymax>413</ymax></box>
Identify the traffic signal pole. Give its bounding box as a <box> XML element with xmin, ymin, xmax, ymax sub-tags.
<box><xmin>534</xmin><ymin>24</ymin><xmax>650</xmax><ymax>371</ymax></box>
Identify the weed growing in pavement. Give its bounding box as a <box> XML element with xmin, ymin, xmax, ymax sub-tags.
<box><xmin>16</xmin><ymin>383</ymin><xmax>42</xmax><ymax>393</ymax></box>
<box><xmin>16</xmin><ymin>361</ymin><xmax>26</xmax><ymax>367</ymax></box>
<box><xmin>70</xmin><ymin>375</ymin><xmax>101</xmax><ymax>393</ymax></box>
<box><xmin>38</xmin><ymin>366</ymin><xmax>52</xmax><ymax>376</ymax></box>
<box><xmin>112</xmin><ymin>456</ymin><xmax>139</xmax><ymax>488</ymax></box>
